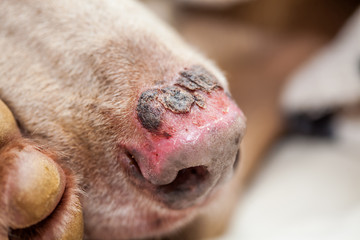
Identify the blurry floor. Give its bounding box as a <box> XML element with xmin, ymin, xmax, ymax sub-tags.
<box><xmin>220</xmin><ymin>136</ymin><xmax>360</xmax><ymax>240</ymax></box>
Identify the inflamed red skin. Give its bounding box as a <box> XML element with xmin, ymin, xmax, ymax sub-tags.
<box><xmin>0</xmin><ymin>0</ymin><xmax>246</xmax><ymax>239</ymax></box>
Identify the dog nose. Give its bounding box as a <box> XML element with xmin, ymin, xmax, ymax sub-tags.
<box><xmin>128</xmin><ymin>66</ymin><xmax>246</xmax><ymax>209</ymax></box>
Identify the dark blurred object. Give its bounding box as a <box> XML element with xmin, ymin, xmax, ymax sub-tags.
<box><xmin>286</xmin><ymin>111</ymin><xmax>336</xmax><ymax>138</ymax></box>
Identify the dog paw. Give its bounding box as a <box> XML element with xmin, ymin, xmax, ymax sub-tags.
<box><xmin>0</xmin><ymin>100</ymin><xmax>83</xmax><ymax>240</ymax></box>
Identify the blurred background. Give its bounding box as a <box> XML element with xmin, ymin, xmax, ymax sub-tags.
<box><xmin>142</xmin><ymin>0</ymin><xmax>360</xmax><ymax>239</ymax></box>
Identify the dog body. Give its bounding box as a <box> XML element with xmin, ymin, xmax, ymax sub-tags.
<box><xmin>0</xmin><ymin>0</ymin><xmax>245</xmax><ymax>239</ymax></box>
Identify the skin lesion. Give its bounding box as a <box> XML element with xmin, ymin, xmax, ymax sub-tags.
<box><xmin>136</xmin><ymin>89</ymin><xmax>165</xmax><ymax>133</ymax></box>
<box><xmin>177</xmin><ymin>65</ymin><xmax>220</xmax><ymax>93</ymax></box>
<box><xmin>136</xmin><ymin>65</ymin><xmax>222</xmax><ymax>134</ymax></box>
<box><xmin>158</xmin><ymin>86</ymin><xmax>195</xmax><ymax>114</ymax></box>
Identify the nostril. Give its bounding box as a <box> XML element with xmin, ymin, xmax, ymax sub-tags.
<box><xmin>123</xmin><ymin>148</ymin><xmax>213</xmax><ymax>208</ymax></box>
<box><xmin>159</xmin><ymin>166</ymin><xmax>209</xmax><ymax>193</ymax></box>
<box><xmin>156</xmin><ymin>166</ymin><xmax>211</xmax><ymax>209</ymax></box>
<box><xmin>124</xmin><ymin>151</ymin><xmax>210</xmax><ymax>192</ymax></box>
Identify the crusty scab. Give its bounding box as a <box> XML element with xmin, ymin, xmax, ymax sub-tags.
<box><xmin>158</xmin><ymin>86</ymin><xmax>195</xmax><ymax>114</ymax></box>
<box><xmin>136</xmin><ymin>66</ymin><xmax>221</xmax><ymax>133</ymax></box>
<box><xmin>136</xmin><ymin>89</ymin><xmax>164</xmax><ymax>133</ymax></box>
<box><xmin>177</xmin><ymin>65</ymin><xmax>219</xmax><ymax>92</ymax></box>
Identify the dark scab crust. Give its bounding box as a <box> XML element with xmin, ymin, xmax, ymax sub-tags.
<box><xmin>177</xmin><ymin>65</ymin><xmax>219</xmax><ymax>92</ymax></box>
<box><xmin>176</xmin><ymin>77</ymin><xmax>200</xmax><ymax>91</ymax></box>
<box><xmin>137</xmin><ymin>89</ymin><xmax>164</xmax><ymax>133</ymax></box>
<box><xmin>158</xmin><ymin>86</ymin><xmax>194</xmax><ymax>114</ymax></box>
<box><xmin>193</xmin><ymin>93</ymin><xmax>206</xmax><ymax>109</ymax></box>
<box><xmin>137</xmin><ymin>66</ymin><xmax>221</xmax><ymax>133</ymax></box>
<box><xmin>162</xmin><ymin>132</ymin><xmax>172</xmax><ymax>139</ymax></box>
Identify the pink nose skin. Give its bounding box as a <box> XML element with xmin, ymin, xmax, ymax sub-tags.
<box><xmin>127</xmin><ymin>66</ymin><xmax>246</xmax><ymax>209</ymax></box>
